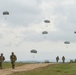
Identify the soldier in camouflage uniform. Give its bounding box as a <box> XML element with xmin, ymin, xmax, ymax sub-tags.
<box><xmin>10</xmin><ymin>52</ymin><xmax>17</xmax><ymax>69</ymax></box>
<box><xmin>56</xmin><ymin>56</ymin><xmax>59</xmax><ymax>63</ymax></box>
<box><xmin>62</xmin><ymin>56</ymin><xmax>65</xmax><ymax>63</ymax></box>
<box><xmin>0</xmin><ymin>53</ymin><xmax>5</xmax><ymax>69</ymax></box>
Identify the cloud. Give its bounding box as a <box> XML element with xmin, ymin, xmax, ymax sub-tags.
<box><xmin>0</xmin><ymin>0</ymin><xmax>76</xmax><ymax>61</ymax></box>
<box><xmin>0</xmin><ymin>0</ymin><xmax>43</xmax><ymax>27</ymax></box>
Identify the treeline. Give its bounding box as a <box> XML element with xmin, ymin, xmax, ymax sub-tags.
<box><xmin>70</xmin><ymin>59</ymin><xmax>76</xmax><ymax>63</ymax></box>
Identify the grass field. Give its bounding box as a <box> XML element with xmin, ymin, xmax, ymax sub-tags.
<box><xmin>10</xmin><ymin>63</ymin><xmax>76</xmax><ymax>75</ymax></box>
<box><xmin>2</xmin><ymin>62</ymin><xmax>26</xmax><ymax>69</ymax></box>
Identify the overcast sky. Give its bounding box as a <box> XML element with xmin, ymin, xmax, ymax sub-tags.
<box><xmin>0</xmin><ymin>0</ymin><xmax>76</xmax><ymax>62</ymax></box>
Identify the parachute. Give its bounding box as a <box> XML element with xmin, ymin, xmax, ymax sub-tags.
<box><xmin>64</xmin><ymin>41</ymin><xmax>70</xmax><ymax>44</ymax></box>
<box><xmin>42</xmin><ymin>31</ymin><xmax>48</xmax><ymax>39</ymax></box>
<box><xmin>3</xmin><ymin>11</ymin><xmax>9</xmax><ymax>20</ymax></box>
<box><xmin>44</xmin><ymin>20</ymin><xmax>50</xmax><ymax>27</ymax></box>
<box><xmin>64</xmin><ymin>41</ymin><xmax>70</xmax><ymax>48</ymax></box>
<box><xmin>42</xmin><ymin>31</ymin><xmax>48</xmax><ymax>34</ymax></box>
<box><xmin>30</xmin><ymin>49</ymin><xmax>37</xmax><ymax>58</ymax></box>
<box><xmin>30</xmin><ymin>49</ymin><xmax>37</xmax><ymax>53</ymax></box>
<box><xmin>44</xmin><ymin>20</ymin><xmax>50</xmax><ymax>23</ymax></box>
<box><xmin>74</xmin><ymin>31</ymin><xmax>76</xmax><ymax>34</ymax></box>
<box><xmin>3</xmin><ymin>11</ymin><xmax>9</xmax><ymax>15</ymax></box>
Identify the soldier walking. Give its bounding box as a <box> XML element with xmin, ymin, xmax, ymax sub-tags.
<box><xmin>62</xmin><ymin>56</ymin><xmax>65</xmax><ymax>63</ymax></box>
<box><xmin>0</xmin><ymin>53</ymin><xmax>5</xmax><ymax>69</ymax></box>
<box><xmin>56</xmin><ymin>56</ymin><xmax>59</xmax><ymax>63</ymax></box>
<box><xmin>10</xmin><ymin>52</ymin><xmax>17</xmax><ymax>69</ymax></box>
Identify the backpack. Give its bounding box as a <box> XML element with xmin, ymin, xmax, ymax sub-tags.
<box><xmin>0</xmin><ymin>56</ymin><xmax>5</xmax><ymax>62</ymax></box>
<box><xmin>10</xmin><ymin>55</ymin><xmax>17</xmax><ymax>62</ymax></box>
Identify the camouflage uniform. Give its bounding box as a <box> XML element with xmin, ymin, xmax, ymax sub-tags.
<box><xmin>10</xmin><ymin>52</ymin><xmax>17</xmax><ymax>69</ymax></box>
<box><xmin>62</xmin><ymin>56</ymin><xmax>65</xmax><ymax>63</ymax></box>
<box><xmin>56</xmin><ymin>56</ymin><xmax>59</xmax><ymax>63</ymax></box>
<box><xmin>0</xmin><ymin>53</ymin><xmax>5</xmax><ymax>69</ymax></box>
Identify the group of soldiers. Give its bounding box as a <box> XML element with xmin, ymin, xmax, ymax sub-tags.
<box><xmin>0</xmin><ymin>53</ymin><xmax>65</xmax><ymax>69</ymax></box>
<box><xmin>56</xmin><ymin>56</ymin><xmax>65</xmax><ymax>63</ymax></box>
<box><xmin>0</xmin><ymin>52</ymin><xmax>17</xmax><ymax>69</ymax></box>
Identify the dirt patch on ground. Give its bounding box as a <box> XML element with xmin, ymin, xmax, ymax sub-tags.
<box><xmin>0</xmin><ymin>63</ymin><xmax>54</xmax><ymax>75</ymax></box>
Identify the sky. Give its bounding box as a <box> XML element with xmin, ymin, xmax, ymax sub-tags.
<box><xmin>0</xmin><ymin>0</ymin><xmax>76</xmax><ymax>62</ymax></box>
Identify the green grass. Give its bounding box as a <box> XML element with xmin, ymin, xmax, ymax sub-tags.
<box><xmin>10</xmin><ymin>63</ymin><xmax>76</xmax><ymax>75</ymax></box>
<box><xmin>2</xmin><ymin>62</ymin><xmax>26</xmax><ymax>69</ymax></box>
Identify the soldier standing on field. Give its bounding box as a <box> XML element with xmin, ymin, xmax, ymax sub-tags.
<box><xmin>10</xmin><ymin>52</ymin><xmax>17</xmax><ymax>69</ymax></box>
<box><xmin>0</xmin><ymin>53</ymin><xmax>5</xmax><ymax>69</ymax></box>
<box><xmin>56</xmin><ymin>56</ymin><xmax>59</xmax><ymax>63</ymax></box>
<box><xmin>62</xmin><ymin>56</ymin><xmax>65</xmax><ymax>63</ymax></box>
